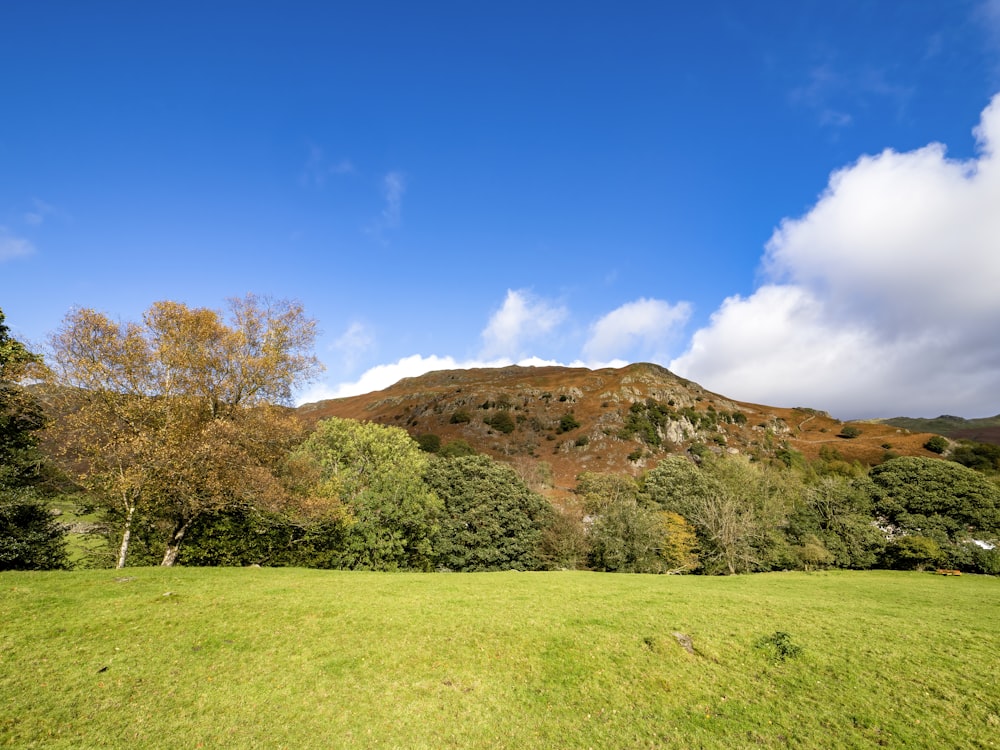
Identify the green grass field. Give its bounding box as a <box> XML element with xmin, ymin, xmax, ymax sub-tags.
<box><xmin>1</xmin><ymin>569</ymin><xmax>997</xmax><ymax>749</ymax></box>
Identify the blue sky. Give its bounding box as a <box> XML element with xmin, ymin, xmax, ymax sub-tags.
<box><xmin>3</xmin><ymin>1</ymin><xmax>1000</xmax><ymax>419</ymax></box>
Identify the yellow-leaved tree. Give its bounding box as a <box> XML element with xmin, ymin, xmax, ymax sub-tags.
<box><xmin>47</xmin><ymin>295</ymin><xmax>321</xmax><ymax>567</ymax></box>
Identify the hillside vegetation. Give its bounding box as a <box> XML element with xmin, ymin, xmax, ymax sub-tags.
<box><xmin>877</xmin><ymin>414</ymin><xmax>1000</xmax><ymax>446</ymax></box>
<box><xmin>298</xmin><ymin>363</ymin><xmax>947</xmax><ymax>496</ymax></box>
<box><xmin>2</xmin><ymin>568</ymin><xmax>997</xmax><ymax>749</ymax></box>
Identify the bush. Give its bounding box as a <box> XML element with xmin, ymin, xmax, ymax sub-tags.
<box><xmin>557</xmin><ymin>413</ymin><xmax>580</xmax><ymax>434</ymax></box>
<box><xmin>924</xmin><ymin>436</ymin><xmax>948</xmax><ymax>454</ymax></box>
<box><xmin>416</xmin><ymin>434</ymin><xmax>441</xmax><ymax>453</ymax></box>
<box><xmin>484</xmin><ymin>411</ymin><xmax>515</xmax><ymax>434</ymax></box>
<box><xmin>449</xmin><ymin>410</ymin><xmax>471</xmax><ymax>424</ymax></box>
<box><xmin>884</xmin><ymin>535</ymin><xmax>941</xmax><ymax>571</ymax></box>
<box><xmin>839</xmin><ymin>425</ymin><xmax>862</xmax><ymax>439</ymax></box>
<box><xmin>0</xmin><ymin>492</ymin><xmax>69</xmax><ymax>570</ymax></box>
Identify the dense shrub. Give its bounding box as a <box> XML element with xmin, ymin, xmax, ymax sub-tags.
<box><xmin>0</xmin><ymin>491</ymin><xmax>68</xmax><ymax>571</ymax></box>
<box><xmin>425</xmin><ymin>455</ymin><xmax>551</xmax><ymax>571</ymax></box>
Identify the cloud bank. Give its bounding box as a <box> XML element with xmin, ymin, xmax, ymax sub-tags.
<box><xmin>584</xmin><ymin>298</ymin><xmax>691</xmax><ymax>361</ymax></box>
<box><xmin>672</xmin><ymin>93</ymin><xmax>1000</xmax><ymax>418</ymax></box>
<box><xmin>480</xmin><ymin>289</ymin><xmax>568</xmax><ymax>359</ymax></box>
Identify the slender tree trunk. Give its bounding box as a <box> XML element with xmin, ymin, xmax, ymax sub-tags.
<box><xmin>116</xmin><ymin>504</ymin><xmax>136</xmax><ymax>569</ymax></box>
<box><xmin>161</xmin><ymin>518</ymin><xmax>194</xmax><ymax>566</ymax></box>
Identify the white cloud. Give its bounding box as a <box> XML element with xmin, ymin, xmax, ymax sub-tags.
<box><xmin>672</xmin><ymin>93</ymin><xmax>1000</xmax><ymax>418</ymax></box>
<box><xmin>381</xmin><ymin>171</ymin><xmax>405</xmax><ymax>227</ymax></box>
<box><xmin>583</xmin><ymin>297</ymin><xmax>691</xmax><ymax>361</ymax></box>
<box><xmin>0</xmin><ymin>229</ymin><xmax>35</xmax><ymax>262</ymax></box>
<box><xmin>24</xmin><ymin>199</ymin><xmax>54</xmax><ymax>226</ymax></box>
<box><xmin>300</xmin><ymin>143</ymin><xmax>354</xmax><ymax>187</ymax></box>
<box><xmin>295</xmin><ymin>352</ymin><xmax>632</xmax><ymax>406</ymax></box>
<box><xmin>480</xmin><ymin>289</ymin><xmax>568</xmax><ymax>359</ymax></box>
<box><xmin>332</xmin><ymin>321</ymin><xmax>375</xmax><ymax>372</ymax></box>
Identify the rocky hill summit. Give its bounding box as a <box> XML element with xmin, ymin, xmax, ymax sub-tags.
<box><xmin>297</xmin><ymin>363</ymin><xmax>941</xmax><ymax>499</ymax></box>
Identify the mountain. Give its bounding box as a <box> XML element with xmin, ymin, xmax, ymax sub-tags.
<box><xmin>874</xmin><ymin>415</ymin><xmax>1000</xmax><ymax>446</ymax></box>
<box><xmin>297</xmin><ymin>363</ymin><xmax>942</xmax><ymax>499</ymax></box>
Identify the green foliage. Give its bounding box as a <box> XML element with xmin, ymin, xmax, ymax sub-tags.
<box><xmin>0</xmin><ymin>308</ymin><xmax>46</xmax><ymax>490</ymax></box>
<box><xmin>556</xmin><ymin>412</ymin><xmax>580</xmax><ymax>434</ymax></box>
<box><xmin>923</xmin><ymin>435</ymin><xmax>948</xmax><ymax>454</ymax></box>
<box><xmin>292</xmin><ymin>418</ymin><xmax>441</xmax><ymax>571</ymax></box>
<box><xmin>484</xmin><ymin>410</ymin><xmax>515</xmax><ymax>434</ymax></box>
<box><xmin>883</xmin><ymin>535</ymin><xmax>941</xmax><ymax>571</ymax></box>
<box><xmin>949</xmin><ymin>440</ymin><xmax>1000</xmax><ymax>473</ymax></box>
<box><xmin>839</xmin><ymin>425</ymin><xmax>862</xmax><ymax>439</ymax></box>
<box><xmin>754</xmin><ymin>631</ymin><xmax>803</xmax><ymax>662</ymax></box>
<box><xmin>425</xmin><ymin>454</ymin><xmax>551</xmax><ymax>571</ymax></box>
<box><xmin>574</xmin><ymin>435</ymin><xmax>590</xmax><ymax>447</ymax></box>
<box><xmin>416</xmin><ymin>433</ymin><xmax>441</xmax><ymax>453</ymax></box>
<box><xmin>787</xmin><ymin>476</ymin><xmax>883</xmax><ymax>569</ymax></box>
<box><xmin>537</xmin><ymin>504</ymin><xmax>589</xmax><ymax>570</ymax></box>
<box><xmin>438</xmin><ymin>439</ymin><xmax>476</xmax><ymax>458</ymax></box>
<box><xmin>618</xmin><ymin>399</ymin><xmax>679</xmax><ymax>447</ymax></box>
<box><xmin>449</xmin><ymin>409</ymin><xmax>471</xmax><ymax>424</ymax></box>
<box><xmin>0</xmin><ymin>310</ymin><xmax>67</xmax><ymax>570</ymax></box>
<box><xmin>577</xmin><ymin>473</ymin><xmax>663</xmax><ymax>573</ymax></box>
<box><xmin>869</xmin><ymin>456</ymin><xmax>1000</xmax><ymax>538</ymax></box>
<box><xmin>645</xmin><ymin>455</ymin><xmax>798</xmax><ymax>575</ymax></box>
<box><xmin>0</xmin><ymin>490</ymin><xmax>68</xmax><ymax>570</ymax></box>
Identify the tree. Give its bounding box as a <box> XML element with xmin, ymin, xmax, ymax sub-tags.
<box><xmin>577</xmin><ymin>473</ymin><xmax>658</xmax><ymax>573</ymax></box>
<box><xmin>0</xmin><ymin>309</ymin><xmax>68</xmax><ymax>570</ymax></box>
<box><xmin>645</xmin><ymin>454</ymin><xmax>795</xmax><ymax>575</ymax></box>
<box><xmin>0</xmin><ymin>488</ymin><xmax>68</xmax><ymax>570</ymax></box>
<box><xmin>0</xmin><ymin>309</ymin><xmax>46</xmax><ymax>488</ymax></box>
<box><xmin>869</xmin><ymin>456</ymin><xmax>1000</xmax><ymax>539</ymax></box>
<box><xmin>290</xmin><ymin>418</ymin><xmax>441</xmax><ymax>571</ymax></box>
<box><xmin>425</xmin><ymin>454</ymin><xmax>551</xmax><ymax>571</ymax></box>
<box><xmin>787</xmin><ymin>475</ymin><xmax>883</xmax><ymax>569</ymax></box>
<box><xmin>47</xmin><ymin>296</ymin><xmax>320</xmax><ymax>567</ymax></box>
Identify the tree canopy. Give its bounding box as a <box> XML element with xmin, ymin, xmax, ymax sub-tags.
<box><xmin>47</xmin><ymin>296</ymin><xmax>320</xmax><ymax>566</ymax></box>
<box><xmin>291</xmin><ymin>417</ymin><xmax>441</xmax><ymax>571</ymax></box>
<box><xmin>425</xmin><ymin>454</ymin><xmax>551</xmax><ymax>571</ymax></box>
<box><xmin>0</xmin><ymin>309</ymin><xmax>67</xmax><ymax>570</ymax></box>
<box><xmin>869</xmin><ymin>456</ymin><xmax>1000</xmax><ymax>538</ymax></box>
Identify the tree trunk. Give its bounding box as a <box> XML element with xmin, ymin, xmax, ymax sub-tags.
<box><xmin>116</xmin><ymin>504</ymin><xmax>136</xmax><ymax>569</ymax></box>
<box><xmin>160</xmin><ymin>518</ymin><xmax>193</xmax><ymax>566</ymax></box>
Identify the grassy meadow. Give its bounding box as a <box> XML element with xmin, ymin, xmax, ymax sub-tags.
<box><xmin>1</xmin><ymin>568</ymin><xmax>997</xmax><ymax>749</ymax></box>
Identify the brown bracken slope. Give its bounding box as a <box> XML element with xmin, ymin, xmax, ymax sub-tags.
<box><xmin>296</xmin><ymin>363</ymin><xmax>944</xmax><ymax>502</ymax></box>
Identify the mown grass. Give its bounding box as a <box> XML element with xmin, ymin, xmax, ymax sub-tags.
<box><xmin>1</xmin><ymin>569</ymin><xmax>997</xmax><ymax>749</ymax></box>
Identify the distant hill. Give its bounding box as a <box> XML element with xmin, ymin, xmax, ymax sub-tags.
<box><xmin>297</xmin><ymin>363</ymin><xmax>943</xmax><ymax>500</ymax></box>
<box><xmin>875</xmin><ymin>415</ymin><xmax>1000</xmax><ymax>446</ymax></box>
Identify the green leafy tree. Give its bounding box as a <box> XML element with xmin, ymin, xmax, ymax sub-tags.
<box><xmin>949</xmin><ymin>441</ymin><xmax>1000</xmax><ymax>474</ymax></box>
<box><xmin>645</xmin><ymin>455</ymin><xmax>796</xmax><ymax>574</ymax></box>
<box><xmin>577</xmin><ymin>473</ymin><xmax>660</xmax><ymax>573</ymax></box>
<box><xmin>0</xmin><ymin>309</ymin><xmax>68</xmax><ymax>570</ymax></box>
<box><xmin>291</xmin><ymin>418</ymin><xmax>441</xmax><ymax>571</ymax></box>
<box><xmin>884</xmin><ymin>535</ymin><xmax>942</xmax><ymax>571</ymax></box>
<box><xmin>425</xmin><ymin>454</ymin><xmax>551</xmax><ymax>571</ymax></box>
<box><xmin>787</xmin><ymin>475</ymin><xmax>883</xmax><ymax>569</ymax></box>
<box><xmin>869</xmin><ymin>456</ymin><xmax>1000</xmax><ymax>539</ymax></box>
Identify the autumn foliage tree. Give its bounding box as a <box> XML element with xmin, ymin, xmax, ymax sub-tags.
<box><xmin>47</xmin><ymin>296</ymin><xmax>321</xmax><ymax>567</ymax></box>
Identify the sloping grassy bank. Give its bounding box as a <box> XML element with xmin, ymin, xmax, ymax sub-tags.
<box><xmin>1</xmin><ymin>569</ymin><xmax>997</xmax><ymax>749</ymax></box>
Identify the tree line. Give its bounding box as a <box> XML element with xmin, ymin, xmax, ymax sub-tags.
<box><xmin>1</xmin><ymin>301</ymin><xmax>998</xmax><ymax>574</ymax></box>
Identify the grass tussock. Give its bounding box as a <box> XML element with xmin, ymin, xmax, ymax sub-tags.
<box><xmin>1</xmin><ymin>569</ymin><xmax>998</xmax><ymax>749</ymax></box>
